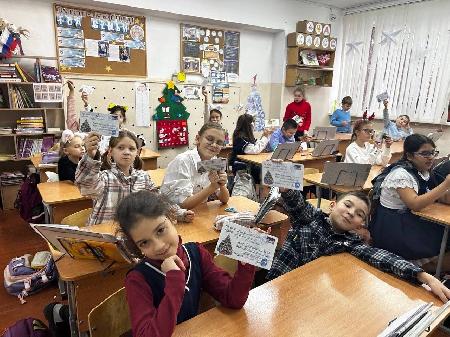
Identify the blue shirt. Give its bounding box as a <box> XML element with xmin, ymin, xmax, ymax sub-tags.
<box><xmin>266</xmin><ymin>128</ymin><xmax>295</xmax><ymax>152</ymax></box>
<box><xmin>383</xmin><ymin>108</ymin><xmax>413</xmax><ymax>141</ymax></box>
<box><xmin>330</xmin><ymin>108</ymin><xmax>351</xmax><ymax>133</ymax></box>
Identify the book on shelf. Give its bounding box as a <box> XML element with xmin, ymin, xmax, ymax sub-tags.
<box><xmin>17</xmin><ymin>138</ymin><xmax>44</xmax><ymax>158</ymax></box>
<box><xmin>0</xmin><ymin>127</ymin><xmax>13</xmax><ymax>135</ymax></box>
<box><xmin>41</xmin><ymin>66</ymin><xmax>62</xmax><ymax>83</ymax></box>
<box><xmin>0</xmin><ymin>171</ymin><xmax>25</xmax><ymax>186</ymax></box>
<box><xmin>10</xmin><ymin>86</ymin><xmax>34</xmax><ymax>108</ymax></box>
<box><xmin>31</xmin><ymin>224</ymin><xmax>136</xmax><ymax>264</ymax></box>
<box><xmin>14</xmin><ymin>63</ymin><xmax>28</xmax><ymax>82</ymax></box>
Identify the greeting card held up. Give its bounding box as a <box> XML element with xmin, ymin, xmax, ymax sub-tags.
<box><xmin>262</xmin><ymin>161</ymin><xmax>304</xmax><ymax>190</ymax></box>
<box><xmin>80</xmin><ymin>111</ymin><xmax>119</xmax><ymax>137</ymax></box>
<box><xmin>215</xmin><ymin>221</ymin><xmax>278</xmax><ymax>270</ymax></box>
<box><xmin>197</xmin><ymin>158</ymin><xmax>227</xmax><ymax>173</ymax></box>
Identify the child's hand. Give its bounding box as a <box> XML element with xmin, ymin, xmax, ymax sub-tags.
<box><xmin>84</xmin><ymin>132</ymin><xmax>102</xmax><ymax>158</ymax></box>
<box><xmin>353</xmin><ymin>227</ymin><xmax>372</xmax><ymax>245</ymax></box>
<box><xmin>161</xmin><ymin>255</ymin><xmax>186</xmax><ymax>274</ymax></box>
<box><xmin>418</xmin><ymin>272</ymin><xmax>450</xmax><ymax>303</ymax></box>
<box><xmin>341</xmin><ymin>120</ymin><xmax>348</xmax><ymax>126</ymax></box>
<box><xmin>208</xmin><ymin>171</ymin><xmax>221</xmax><ymax>189</ymax></box>
<box><xmin>81</xmin><ymin>92</ymin><xmax>89</xmax><ymax>107</ymax></box>
<box><xmin>67</xmin><ymin>80</ymin><xmax>75</xmax><ymax>93</ymax></box>
<box><xmin>217</xmin><ymin>171</ymin><xmax>227</xmax><ymax>186</ymax></box>
<box><xmin>183</xmin><ymin>210</ymin><xmax>195</xmax><ymax>222</ymax></box>
<box><xmin>383</xmin><ymin>99</ymin><xmax>389</xmax><ymax>109</ymax></box>
<box><xmin>384</xmin><ymin>136</ymin><xmax>393</xmax><ymax>148</ymax></box>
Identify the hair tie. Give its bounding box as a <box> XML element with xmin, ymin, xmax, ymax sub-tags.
<box><xmin>108</xmin><ymin>103</ymin><xmax>128</xmax><ymax>112</ymax></box>
<box><xmin>107</xmin><ymin>103</ymin><xmax>116</xmax><ymax>110</ymax></box>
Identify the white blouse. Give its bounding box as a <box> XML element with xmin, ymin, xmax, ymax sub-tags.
<box><xmin>380</xmin><ymin>167</ymin><xmax>430</xmax><ymax>210</ymax></box>
<box><xmin>244</xmin><ymin>136</ymin><xmax>269</xmax><ymax>154</ymax></box>
<box><xmin>344</xmin><ymin>142</ymin><xmax>392</xmax><ymax>167</ymax></box>
<box><xmin>160</xmin><ymin>147</ymin><xmax>218</xmax><ymax>205</ymax></box>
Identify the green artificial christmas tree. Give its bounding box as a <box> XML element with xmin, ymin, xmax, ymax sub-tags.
<box><xmin>153</xmin><ymin>81</ymin><xmax>190</xmax><ymax>120</ymax></box>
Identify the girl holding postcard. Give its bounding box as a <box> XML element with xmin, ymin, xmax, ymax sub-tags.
<box><xmin>160</xmin><ymin>122</ymin><xmax>230</xmax><ymax>210</ymax></box>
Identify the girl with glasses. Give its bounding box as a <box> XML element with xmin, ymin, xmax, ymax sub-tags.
<box><xmin>160</xmin><ymin>122</ymin><xmax>230</xmax><ymax>210</ymax></box>
<box><xmin>344</xmin><ymin>117</ymin><xmax>393</xmax><ymax>166</ymax></box>
<box><xmin>370</xmin><ymin>134</ymin><xmax>450</xmax><ymax>268</ymax></box>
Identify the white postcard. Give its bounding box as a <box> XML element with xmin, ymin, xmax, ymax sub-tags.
<box><xmin>197</xmin><ymin>158</ymin><xmax>227</xmax><ymax>173</ymax></box>
<box><xmin>79</xmin><ymin>111</ymin><xmax>119</xmax><ymax>137</ymax></box>
<box><xmin>262</xmin><ymin>161</ymin><xmax>304</xmax><ymax>190</ymax></box>
<box><xmin>215</xmin><ymin>221</ymin><xmax>278</xmax><ymax>270</ymax></box>
<box><xmin>376</xmin><ymin>91</ymin><xmax>389</xmax><ymax>103</ymax></box>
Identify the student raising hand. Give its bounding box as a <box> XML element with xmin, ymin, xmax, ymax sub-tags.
<box><xmin>418</xmin><ymin>272</ymin><xmax>450</xmax><ymax>303</ymax></box>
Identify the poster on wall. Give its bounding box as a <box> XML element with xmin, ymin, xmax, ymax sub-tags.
<box><xmin>180</xmin><ymin>24</ymin><xmax>240</xmax><ymax>80</ymax></box>
<box><xmin>53</xmin><ymin>4</ymin><xmax>147</xmax><ymax>77</ymax></box>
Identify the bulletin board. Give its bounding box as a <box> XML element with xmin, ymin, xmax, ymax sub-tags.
<box><xmin>53</xmin><ymin>4</ymin><xmax>147</xmax><ymax>77</ymax></box>
<box><xmin>180</xmin><ymin>24</ymin><xmax>240</xmax><ymax>80</ymax></box>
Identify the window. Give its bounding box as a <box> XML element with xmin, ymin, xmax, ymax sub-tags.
<box><xmin>339</xmin><ymin>0</ymin><xmax>450</xmax><ymax>124</ymax></box>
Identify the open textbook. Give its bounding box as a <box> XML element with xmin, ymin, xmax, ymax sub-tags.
<box><xmin>30</xmin><ymin>224</ymin><xmax>136</xmax><ymax>263</ymax></box>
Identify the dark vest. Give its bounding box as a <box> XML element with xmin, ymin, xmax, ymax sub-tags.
<box><xmin>133</xmin><ymin>242</ymin><xmax>202</xmax><ymax>324</ymax></box>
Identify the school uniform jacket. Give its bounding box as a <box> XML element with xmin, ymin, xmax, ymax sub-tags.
<box><xmin>267</xmin><ymin>190</ymin><xmax>423</xmax><ymax>283</ymax></box>
<box><xmin>125</xmin><ymin>239</ymin><xmax>256</xmax><ymax>337</ymax></box>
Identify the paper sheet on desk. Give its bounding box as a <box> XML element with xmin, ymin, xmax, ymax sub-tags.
<box><xmin>215</xmin><ymin>221</ymin><xmax>278</xmax><ymax>270</ymax></box>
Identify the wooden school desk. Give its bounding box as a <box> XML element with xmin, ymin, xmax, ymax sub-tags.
<box><xmin>32</xmin><ymin>149</ymin><xmax>160</xmax><ymax>183</ymax></box>
<box><xmin>237</xmin><ymin>150</ymin><xmax>336</xmax><ymax>172</ymax></box>
<box><xmin>37</xmin><ymin>181</ymin><xmax>92</xmax><ymax>224</ymax></box>
<box><xmin>413</xmin><ymin>203</ymin><xmax>450</xmax><ymax>278</ymax></box>
<box><xmin>173</xmin><ymin>253</ymin><xmax>449</xmax><ymax>337</ymax></box>
<box><xmin>140</xmin><ymin>148</ymin><xmax>160</xmax><ymax>170</ymax></box>
<box><xmin>52</xmin><ymin>196</ymin><xmax>287</xmax><ymax>336</ymax></box>
<box><xmin>389</xmin><ymin>140</ymin><xmax>404</xmax><ymax>163</ymax></box>
<box><xmin>302</xmin><ymin>165</ymin><xmax>383</xmax><ymax>207</ymax></box>
<box><xmin>38</xmin><ymin>170</ymin><xmax>165</xmax><ymax>223</ymax></box>
<box><xmin>30</xmin><ymin>153</ymin><xmax>57</xmax><ymax>183</ymax></box>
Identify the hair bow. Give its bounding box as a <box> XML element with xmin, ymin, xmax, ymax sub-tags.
<box><xmin>61</xmin><ymin>129</ymin><xmax>74</xmax><ymax>144</ymax></box>
<box><xmin>108</xmin><ymin>103</ymin><xmax>128</xmax><ymax>111</ymax></box>
<box><xmin>362</xmin><ymin>109</ymin><xmax>375</xmax><ymax>121</ymax></box>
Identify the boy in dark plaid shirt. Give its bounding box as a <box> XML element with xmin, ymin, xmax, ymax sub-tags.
<box><xmin>267</xmin><ymin>189</ymin><xmax>450</xmax><ymax>302</ymax></box>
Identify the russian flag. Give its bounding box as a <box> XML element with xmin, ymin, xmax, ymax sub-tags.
<box><xmin>0</xmin><ymin>27</ymin><xmax>19</xmax><ymax>58</ymax></box>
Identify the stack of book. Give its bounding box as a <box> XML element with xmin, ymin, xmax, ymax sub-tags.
<box><xmin>10</xmin><ymin>86</ymin><xmax>34</xmax><ymax>108</ymax></box>
<box><xmin>15</xmin><ymin>117</ymin><xmax>44</xmax><ymax>134</ymax></box>
<box><xmin>0</xmin><ymin>171</ymin><xmax>25</xmax><ymax>186</ymax></box>
<box><xmin>0</xmin><ymin>127</ymin><xmax>13</xmax><ymax>135</ymax></box>
<box><xmin>41</xmin><ymin>66</ymin><xmax>62</xmax><ymax>83</ymax></box>
<box><xmin>0</xmin><ymin>64</ymin><xmax>21</xmax><ymax>83</ymax></box>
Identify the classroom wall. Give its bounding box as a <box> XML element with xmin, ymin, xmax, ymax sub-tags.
<box><xmin>1</xmin><ymin>0</ymin><xmax>344</xmax><ymax>165</ymax></box>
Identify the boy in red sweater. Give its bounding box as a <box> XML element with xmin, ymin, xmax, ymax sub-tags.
<box><xmin>118</xmin><ymin>191</ymin><xmax>256</xmax><ymax>337</ymax></box>
<box><xmin>283</xmin><ymin>86</ymin><xmax>311</xmax><ymax>141</ymax></box>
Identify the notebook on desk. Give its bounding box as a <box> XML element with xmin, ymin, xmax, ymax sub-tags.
<box><xmin>321</xmin><ymin>163</ymin><xmax>371</xmax><ymax>187</ymax></box>
<box><xmin>31</xmin><ymin>224</ymin><xmax>137</xmax><ymax>264</ymax></box>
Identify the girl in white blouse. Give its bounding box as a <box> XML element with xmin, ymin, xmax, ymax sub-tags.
<box><xmin>370</xmin><ymin>134</ymin><xmax>450</xmax><ymax>264</ymax></box>
<box><xmin>160</xmin><ymin>122</ymin><xmax>230</xmax><ymax>210</ymax></box>
<box><xmin>344</xmin><ymin>118</ymin><xmax>392</xmax><ymax>167</ymax></box>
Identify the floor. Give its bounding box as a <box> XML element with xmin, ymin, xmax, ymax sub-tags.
<box><xmin>0</xmin><ymin>209</ymin><xmax>59</xmax><ymax>331</ymax></box>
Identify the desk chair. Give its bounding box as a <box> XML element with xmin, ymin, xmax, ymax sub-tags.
<box><xmin>88</xmin><ymin>287</ymin><xmax>131</xmax><ymax>337</ymax></box>
<box><xmin>61</xmin><ymin>208</ymin><xmax>92</xmax><ymax>227</ymax></box>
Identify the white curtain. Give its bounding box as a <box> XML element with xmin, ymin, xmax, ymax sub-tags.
<box><xmin>339</xmin><ymin>0</ymin><xmax>450</xmax><ymax>124</ymax></box>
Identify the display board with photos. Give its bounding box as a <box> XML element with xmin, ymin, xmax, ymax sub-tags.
<box><xmin>53</xmin><ymin>4</ymin><xmax>147</xmax><ymax>77</ymax></box>
<box><xmin>180</xmin><ymin>24</ymin><xmax>240</xmax><ymax>81</ymax></box>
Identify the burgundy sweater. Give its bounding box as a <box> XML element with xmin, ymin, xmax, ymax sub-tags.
<box><xmin>283</xmin><ymin>100</ymin><xmax>312</xmax><ymax>132</ymax></box>
<box><xmin>125</xmin><ymin>240</ymin><xmax>256</xmax><ymax>337</ymax></box>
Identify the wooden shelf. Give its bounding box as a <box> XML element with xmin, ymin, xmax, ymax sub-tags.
<box><xmin>294</xmin><ymin>65</ymin><xmax>334</xmax><ymax>71</ymax></box>
<box><xmin>0</xmin><ymin>132</ymin><xmax>62</xmax><ymax>137</ymax></box>
<box><xmin>0</xmin><ymin>108</ymin><xmax>64</xmax><ymax>111</ymax></box>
